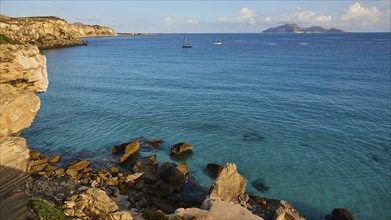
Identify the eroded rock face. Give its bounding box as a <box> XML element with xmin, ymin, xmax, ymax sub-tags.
<box><xmin>0</xmin><ymin>16</ymin><xmax>116</xmax><ymax>49</ymax></box>
<box><xmin>205</xmin><ymin>163</ymin><xmax>247</xmax><ymax>204</ymax></box>
<box><xmin>0</xmin><ymin>44</ymin><xmax>48</xmax><ymax>220</ymax></box>
<box><xmin>0</xmin><ymin>45</ymin><xmax>48</xmax><ymax>137</ymax></box>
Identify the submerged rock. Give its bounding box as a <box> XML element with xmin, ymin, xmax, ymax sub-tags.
<box><xmin>243</xmin><ymin>132</ymin><xmax>265</xmax><ymax>142</ymax></box>
<box><xmin>330</xmin><ymin>208</ymin><xmax>356</xmax><ymax>220</ymax></box>
<box><xmin>170</xmin><ymin>142</ymin><xmax>193</xmax><ymax>156</ymax></box>
<box><xmin>206</xmin><ymin>163</ymin><xmax>223</xmax><ymax>178</ymax></box>
<box><xmin>252</xmin><ymin>178</ymin><xmax>270</xmax><ymax>193</ymax></box>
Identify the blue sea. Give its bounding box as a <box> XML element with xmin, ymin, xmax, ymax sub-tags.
<box><xmin>23</xmin><ymin>33</ymin><xmax>391</xmax><ymax>219</ymax></box>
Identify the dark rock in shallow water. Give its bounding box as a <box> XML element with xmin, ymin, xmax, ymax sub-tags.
<box><xmin>206</xmin><ymin>163</ymin><xmax>223</xmax><ymax>178</ymax></box>
<box><xmin>170</xmin><ymin>142</ymin><xmax>193</xmax><ymax>156</ymax></box>
<box><xmin>330</xmin><ymin>208</ymin><xmax>356</xmax><ymax>220</ymax></box>
<box><xmin>252</xmin><ymin>178</ymin><xmax>270</xmax><ymax>193</ymax></box>
<box><xmin>160</xmin><ymin>162</ymin><xmax>186</xmax><ymax>186</ymax></box>
<box><xmin>243</xmin><ymin>132</ymin><xmax>265</xmax><ymax>142</ymax></box>
<box><xmin>371</xmin><ymin>154</ymin><xmax>381</xmax><ymax>163</ymax></box>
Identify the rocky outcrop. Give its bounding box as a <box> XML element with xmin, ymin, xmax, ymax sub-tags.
<box><xmin>0</xmin><ymin>16</ymin><xmax>116</xmax><ymax>49</ymax></box>
<box><xmin>0</xmin><ymin>44</ymin><xmax>48</xmax><ymax>219</ymax></box>
<box><xmin>117</xmin><ymin>141</ymin><xmax>140</xmax><ymax>164</ymax></box>
<box><xmin>205</xmin><ymin>163</ymin><xmax>247</xmax><ymax>204</ymax></box>
<box><xmin>170</xmin><ymin>142</ymin><xmax>193</xmax><ymax>156</ymax></box>
<box><xmin>63</xmin><ymin>188</ymin><xmax>132</xmax><ymax>219</ymax></box>
<box><xmin>174</xmin><ymin>200</ymin><xmax>263</xmax><ymax>220</ymax></box>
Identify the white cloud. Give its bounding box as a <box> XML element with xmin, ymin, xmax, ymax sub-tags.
<box><xmin>184</xmin><ymin>18</ymin><xmax>199</xmax><ymax>25</ymax></box>
<box><xmin>217</xmin><ymin>7</ymin><xmax>257</xmax><ymax>25</ymax></box>
<box><xmin>337</xmin><ymin>2</ymin><xmax>381</xmax><ymax>26</ymax></box>
<box><xmin>264</xmin><ymin>16</ymin><xmax>272</xmax><ymax>22</ymax></box>
<box><xmin>163</xmin><ymin>17</ymin><xmax>177</xmax><ymax>25</ymax></box>
<box><xmin>292</xmin><ymin>11</ymin><xmax>332</xmax><ymax>24</ymax></box>
<box><xmin>163</xmin><ymin>17</ymin><xmax>199</xmax><ymax>26</ymax></box>
<box><xmin>239</xmin><ymin>7</ymin><xmax>257</xmax><ymax>25</ymax></box>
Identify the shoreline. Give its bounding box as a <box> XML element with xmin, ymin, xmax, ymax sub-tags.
<box><xmin>0</xmin><ymin>15</ymin><xmax>357</xmax><ymax>220</ymax></box>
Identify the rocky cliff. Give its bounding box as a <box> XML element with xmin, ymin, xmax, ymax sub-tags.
<box><xmin>0</xmin><ymin>43</ymin><xmax>48</xmax><ymax>219</ymax></box>
<box><xmin>0</xmin><ymin>16</ymin><xmax>116</xmax><ymax>49</ymax></box>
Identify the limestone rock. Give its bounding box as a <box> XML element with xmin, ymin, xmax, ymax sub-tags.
<box><xmin>30</xmin><ymin>151</ymin><xmax>41</xmax><ymax>160</ymax></box>
<box><xmin>205</xmin><ymin>163</ymin><xmax>247</xmax><ymax>204</ymax></box>
<box><xmin>170</xmin><ymin>142</ymin><xmax>193</xmax><ymax>156</ymax></box>
<box><xmin>0</xmin><ymin>44</ymin><xmax>48</xmax><ymax>137</ymax></box>
<box><xmin>67</xmin><ymin>160</ymin><xmax>90</xmax><ymax>171</ymax></box>
<box><xmin>49</xmin><ymin>155</ymin><xmax>60</xmax><ymax>163</ymax></box>
<box><xmin>0</xmin><ymin>44</ymin><xmax>48</xmax><ymax>92</ymax></box>
<box><xmin>0</xmin><ymin>16</ymin><xmax>116</xmax><ymax>49</ymax></box>
<box><xmin>176</xmin><ymin>162</ymin><xmax>189</xmax><ymax>176</ymax></box>
<box><xmin>107</xmin><ymin>210</ymin><xmax>133</xmax><ymax>220</ymax></box>
<box><xmin>67</xmin><ymin>188</ymin><xmax>120</xmax><ymax>219</ymax></box>
<box><xmin>117</xmin><ymin>141</ymin><xmax>140</xmax><ymax>164</ymax></box>
<box><xmin>274</xmin><ymin>200</ymin><xmax>305</xmax><ymax>220</ymax></box>
<box><xmin>174</xmin><ymin>199</ymin><xmax>263</xmax><ymax>220</ymax></box>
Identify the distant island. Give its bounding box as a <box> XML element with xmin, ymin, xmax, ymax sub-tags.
<box><xmin>262</xmin><ymin>23</ymin><xmax>344</xmax><ymax>33</ymax></box>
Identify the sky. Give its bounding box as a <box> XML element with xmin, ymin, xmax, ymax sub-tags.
<box><xmin>1</xmin><ymin>1</ymin><xmax>390</xmax><ymax>33</ymax></box>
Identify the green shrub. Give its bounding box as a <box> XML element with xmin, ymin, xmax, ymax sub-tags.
<box><xmin>28</xmin><ymin>197</ymin><xmax>66</xmax><ymax>220</ymax></box>
<box><xmin>0</xmin><ymin>33</ymin><xmax>20</xmax><ymax>45</ymax></box>
<box><xmin>142</xmin><ymin>210</ymin><xmax>168</xmax><ymax>220</ymax></box>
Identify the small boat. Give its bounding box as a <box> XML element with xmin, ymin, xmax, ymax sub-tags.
<box><xmin>182</xmin><ymin>33</ymin><xmax>192</xmax><ymax>48</ymax></box>
<box><xmin>213</xmin><ymin>34</ymin><xmax>223</xmax><ymax>45</ymax></box>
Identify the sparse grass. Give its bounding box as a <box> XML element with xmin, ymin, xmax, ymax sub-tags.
<box><xmin>142</xmin><ymin>210</ymin><xmax>168</xmax><ymax>220</ymax></box>
<box><xmin>0</xmin><ymin>33</ymin><xmax>20</xmax><ymax>45</ymax></box>
<box><xmin>28</xmin><ymin>197</ymin><xmax>66</xmax><ymax>220</ymax></box>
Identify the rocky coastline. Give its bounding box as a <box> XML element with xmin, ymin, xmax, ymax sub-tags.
<box><xmin>0</xmin><ymin>16</ymin><xmax>356</xmax><ymax>220</ymax></box>
<box><xmin>0</xmin><ymin>16</ymin><xmax>149</xmax><ymax>49</ymax></box>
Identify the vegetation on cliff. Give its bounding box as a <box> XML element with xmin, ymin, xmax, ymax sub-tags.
<box><xmin>28</xmin><ymin>197</ymin><xmax>66</xmax><ymax>220</ymax></box>
<box><xmin>0</xmin><ymin>33</ymin><xmax>20</xmax><ymax>44</ymax></box>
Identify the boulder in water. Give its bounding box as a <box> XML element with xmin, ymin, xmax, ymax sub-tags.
<box><xmin>170</xmin><ymin>142</ymin><xmax>193</xmax><ymax>156</ymax></box>
<box><xmin>117</xmin><ymin>141</ymin><xmax>140</xmax><ymax>164</ymax></box>
<box><xmin>330</xmin><ymin>208</ymin><xmax>356</xmax><ymax>220</ymax></box>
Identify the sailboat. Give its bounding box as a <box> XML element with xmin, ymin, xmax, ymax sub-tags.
<box><xmin>182</xmin><ymin>33</ymin><xmax>192</xmax><ymax>48</ymax></box>
<box><xmin>213</xmin><ymin>34</ymin><xmax>222</xmax><ymax>45</ymax></box>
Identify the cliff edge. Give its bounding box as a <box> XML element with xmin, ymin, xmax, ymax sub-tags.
<box><xmin>0</xmin><ymin>42</ymin><xmax>48</xmax><ymax>219</ymax></box>
<box><xmin>0</xmin><ymin>16</ymin><xmax>116</xmax><ymax>49</ymax></box>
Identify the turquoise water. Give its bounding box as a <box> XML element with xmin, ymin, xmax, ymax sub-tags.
<box><xmin>23</xmin><ymin>33</ymin><xmax>391</xmax><ymax>219</ymax></box>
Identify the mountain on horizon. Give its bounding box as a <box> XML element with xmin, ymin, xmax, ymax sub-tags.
<box><xmin>262</xmin><ymin>23</ymin><xmax>344</xmax><ymax>33</ymax></box>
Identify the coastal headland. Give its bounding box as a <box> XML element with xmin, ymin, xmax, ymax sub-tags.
<box><xmin>0</xmin><ymin>16</ymin><xmax>356</xmax><ymax>220</ymax></box>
